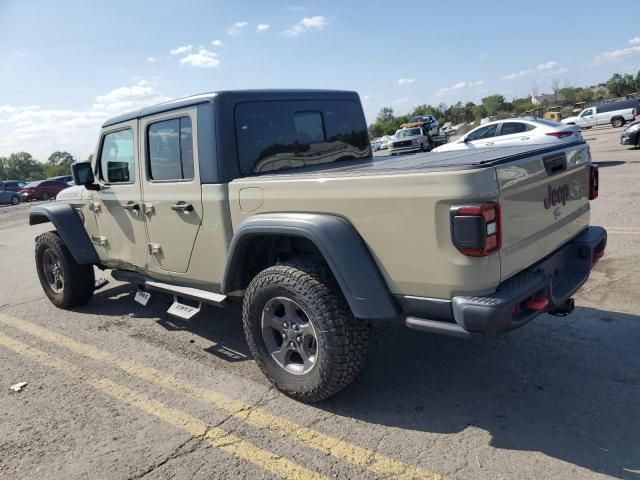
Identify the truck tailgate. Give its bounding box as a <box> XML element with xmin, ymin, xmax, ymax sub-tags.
<box><xmin>496</xmin><ymin>142</ymin><xmax>592</xmax><ymax>281</ymax></box>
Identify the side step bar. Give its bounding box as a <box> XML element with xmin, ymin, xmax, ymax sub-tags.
<box><xmin>111</xmin><ymin>270</ymin><xmax>227</xmax><ymax>305</ymax></box>
<box><xmin>405</xmin><ymin>316</ymin><xmax>479</xmax><ymax>339</ymax></box>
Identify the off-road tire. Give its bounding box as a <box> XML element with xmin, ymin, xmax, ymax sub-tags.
<box><xmin>35</xmin><ymin>231</ymin><xmax>95</xmax><ymax>308</ymax></box>
<box><xmin>10</xmin><ymin>195</ymin><xmax>19</xmax><ymax>205</ymax></box>
<box><xmin>243</xmin><ymin>259</ymin><xmax>370</xmax><ymax>402</ymax></box>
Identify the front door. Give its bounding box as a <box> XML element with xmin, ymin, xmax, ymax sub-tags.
<box><xmin>93</xmin><ymin>121</ymin><xmax>148</xmax><ymax>270</ymax></box>
<box><xmin>139</xmin><ymin>109</ymin><xmax>203</xmax><ymax>274</ymax></box>
<box><xmin>579</xmin><ymin>108</ymin><xmax>595</xmax><ymax>127</ymax></box>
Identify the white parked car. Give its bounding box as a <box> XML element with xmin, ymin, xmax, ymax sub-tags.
<box><xmin>432</xmin><ymin>118</ymin><xmax>582</xmax><ymax>153</ymax></box>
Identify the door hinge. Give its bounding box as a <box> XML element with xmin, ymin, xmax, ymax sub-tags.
<box><xmin>143</xmin><ymin>202</ymin><xmax>155</xmax><ymax>215</ymax></box>
<box><xmin>91</xmin><ymin>235</ymin><xmax>108</xmax><ymax>246</ymax></box>
<box><xmin>147</xmin><ymin>243</ymin><xmax>162</xmax><ymax>255</ymax></box>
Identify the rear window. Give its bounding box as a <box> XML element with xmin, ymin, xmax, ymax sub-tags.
<box><xmin>235</xmin><ymin>100</ymin><xmax>370</xmax><ymax>174</ymax></box>
<box><xmin>532</xmin><ymin>118</ymin><xmax>562</xmax><ymax>127</ymax></box>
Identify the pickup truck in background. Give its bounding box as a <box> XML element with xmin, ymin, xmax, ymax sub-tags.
<box><xmin>29</xmin><ymin>89</ymin><xmax>606</xmax><ymax>402</ymax></box>
<box><xmin>562</xmin><ymin>98</ymin><xmax>639</xmax><ymax>128</ymax></box>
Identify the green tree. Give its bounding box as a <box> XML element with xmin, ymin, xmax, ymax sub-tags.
<box><xmin>1</xmin><ymin>152</ymin><xmax>43</xmax><ymax>181</ymax></box>
<box><xmin>375</xmin><ymin>107</ymin><xmax>395</xmax><ymax>124</ymax></box>
<box><xmin>43</xmin><ymin>151</ymin><xmax>75</xmax><ymax>177</ymax></box>
<box><xmin>606</xmin><ymin>73</ymin><xmax>635</xmax><ymax>98</ymax></box>
<box><xmin>481</xmin><ymin>95</ymin><xmax>505</xmax><ymax>116</ymax></box>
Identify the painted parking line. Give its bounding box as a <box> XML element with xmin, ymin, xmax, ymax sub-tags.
<box><xmin>605</xmin><ymin>228</ymin><xmax>640</xmax><ymax>235</ymax></box>
<box><xmin>0</xmin><ymin>313</ymin><xmax>443</xmax><ymax>480</ymax></box>
<box><xmin>0</xmin><ymin>331</ymin><xmax>327</xmax><ymax>480</ymax></box>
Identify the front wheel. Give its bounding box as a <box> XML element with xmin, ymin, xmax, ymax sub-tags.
<box><xmin>10</xmin><ymin>195</ymin><xmax>20</xmax><ymax>205</ymax></box>
<box><xmin>243</xmin><ymin>259</ymin><xmax>370</xmax><ymax>402</ymax></box>
<box><xmin>35</xmin><ymin>231</ymin><xmax>95</xmax><ymax>308</ymax></box>
<box><xmin>41</xmin><ymin>192</ymin><xmax>50</xmax><ymax>201</ymax></box>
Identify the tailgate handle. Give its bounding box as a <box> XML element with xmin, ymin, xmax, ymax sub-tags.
<box><xmin>543</xmin><ymin>153</ymin><xmax>567</xmax><ymax>175</ymax></box>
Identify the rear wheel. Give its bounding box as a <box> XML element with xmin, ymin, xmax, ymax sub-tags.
<box><xmin>10</xmin><ymin>195</ymin><xmax>19</xmax><ymax>205</ymax></box>
<box><xmin>243</xmin><ymin>259</ymin><xmax>370</xmax><ymax>402</ymax></box>
<box><xmin>612</xmin><ymin>117</ymin><xmax>625</xmax><ymax>128</ymax></box>
<box><xmin>35</xmin><ymin>231</ymin><xmax>95</xmax><ymax>308</ymax></box>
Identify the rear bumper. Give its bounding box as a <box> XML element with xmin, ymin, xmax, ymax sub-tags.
<box><xmin>405</xmin><ymin>226</ymin><xmax>607</xmax><ymax>336</ymax></box>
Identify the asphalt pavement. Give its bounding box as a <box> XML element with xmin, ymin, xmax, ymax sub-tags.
<box><xmin>1</xmin><ymin>126</ymin><xmax>639</xmax><ymax>479</ymax></box>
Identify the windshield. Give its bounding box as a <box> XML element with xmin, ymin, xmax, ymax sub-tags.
<box><xmin>395</xmin><ymin>128</ymin><xmax>421</xmax><ymax>138</ymax></box>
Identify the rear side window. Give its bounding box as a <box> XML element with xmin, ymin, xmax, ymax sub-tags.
<box><xmin>99</xmin><ymin>129</ymin><xmax>135</xmax><ymax>183</ymax></box>
<box><xmin>147</xmin><ymin>117</ymin><xmax>194</xmax><ymax>181</ymax></box>
<box><xmin>499</xmin><ymin>122</ymin><xmax>529</xmax><ymax>135</ymax></box>
<box><xmin>235</xmin><ymin>100</ymin><xmax>370</xmax><ymax>174</ymax></box>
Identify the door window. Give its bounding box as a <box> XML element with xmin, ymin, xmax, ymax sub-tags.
<box><xmin>466</xmin><ymin>124</ymin><xmax>499</xmax><ymax>141</ymax></box>
<box><xmin>498</xmin><ymin>122</ymin><xmax>528</xmax><ymax>136</ymax></box>
<box><xmin>147</xmin><ymin>117</ymin><xmax>194</xmax><ymax>181</ymax></box>
<box><xmin>99</xmin><ymin>129</ymin><xmax>135</xmax><ymax>183</ymax></box>
<box><xmin>581</xmin><ymin>109</ymin><xmax>594</xmax><ymax>117</ymax></box>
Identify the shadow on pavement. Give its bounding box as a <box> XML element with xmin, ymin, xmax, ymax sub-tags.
<box><xmin>75</xmin><ymin>282</ymin><xmax>252</xmax><ymax>361</ymax></box>
<box><xmin>595</xmin><ymin>160</ymin><xmax>627</xmax><ymax>167</ymax></box>
<box><xmin>320</xmin><ymin>307</ymin><xmax>640</xmax><ymax>479</ymax></box>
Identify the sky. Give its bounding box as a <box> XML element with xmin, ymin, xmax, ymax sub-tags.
<box><xmin>1</xmin><ymin>0</ymin><xmax>640</xmax><ymax>160</ymax></box>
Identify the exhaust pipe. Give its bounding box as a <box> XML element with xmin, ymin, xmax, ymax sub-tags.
<box><xmin>549</xmin><ymin>298</ymin><xmax>575</xmax><ymax>316</ymax></box>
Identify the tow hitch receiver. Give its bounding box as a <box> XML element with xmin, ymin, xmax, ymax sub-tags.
<box><xmin>549</xmin><ymin>298</ymin><xmax>575</xmax><ymax>317</ymax></box>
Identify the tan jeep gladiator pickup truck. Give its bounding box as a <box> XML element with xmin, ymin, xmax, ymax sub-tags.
<box><xmin>30</xmin><ymin>90</ymin><xmax>606</xmax><ymax>401</ymax></box>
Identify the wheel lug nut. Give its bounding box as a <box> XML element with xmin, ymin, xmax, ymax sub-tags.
<box><xmin>282</xmin><ymin>333</ymin><xmax>286</xmax><ymax>339</ymax></box>
<box><xmin>296</xmin><ymin>336</ymin><xmax>301</xmax><ymax>343</ymax></box>
<box><xmin>283</xmin><ymin>322</ymin><xmax>289</xmax><ymax>329</ymax></box>
<box><xmin>293</xmin><ymin>325</ymin><xmax>299</xmax><ymax>331</ymax></box>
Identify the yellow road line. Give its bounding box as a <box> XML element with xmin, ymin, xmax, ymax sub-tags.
<box><xmin>0</xmin><ymin>331</ymin><xmax>326</xmax><ymax>480</ymax></box>
<box><xmin>0</xmin><ymin>314</ymin><xmax>443</xmax><ymax>480</ymax></box>
<box><xmin>91</xmin><ymin>379</ymin><xmax>327</xmax><ymax>480</ymax></box>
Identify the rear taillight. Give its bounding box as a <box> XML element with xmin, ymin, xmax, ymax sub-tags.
<box><xmin>589</xmin><ymin>164</ymin><xmax>599</xmax><ymax>200</ymax></box>
<box><xmin>546</xmin><ymin>131</ymin><xmax>574</xmax><ymax>138</ymax></box>
<box><xmin>451</xmin><ymin>202</ymin><xmax>502</xmax><ymax>257</ymax></box>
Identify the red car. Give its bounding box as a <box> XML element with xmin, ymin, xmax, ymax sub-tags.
<box><xmin>20</xmin><ymin>180</ymin><xmax>69</xmax><ymax>201</ymax></box>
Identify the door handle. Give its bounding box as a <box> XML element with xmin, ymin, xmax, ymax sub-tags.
<box><xmin>171</xmin><ymin>202</ymin><xmax>194</xmax><ymax>213</ymax></box>
<box><xmin>123</xmin><ymin>202</ymin><xmax>140</xmax><ymax>215</ymax></box>
<box><xmin>485</xmin><ymin>142</ymin><xmax>494</xmax><ymax>146</ymax></box>
<box><xmin>520</xmin><ymin>137</ymin><xmax>530</xmax><ymax>140</ymax></box>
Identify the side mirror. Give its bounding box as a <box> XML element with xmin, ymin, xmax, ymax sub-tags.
<box><xmin>72</xmin><ymin>162</ymin><xmax>98</xmax><ymax>189</ymax></box>
<box><xmin>463</xmin><ymin>136</ymin><xmax>471</xmax><ymax>143</ymax></box>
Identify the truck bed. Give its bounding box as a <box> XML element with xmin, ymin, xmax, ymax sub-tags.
<box><xmin>246</xmin><ymin>141</ymin><xmax>586</xmax><ymax>179</ymax></box>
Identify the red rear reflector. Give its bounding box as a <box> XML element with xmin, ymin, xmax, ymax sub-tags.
<box><xmin>589</xmin><ymin>164</ymin><xmax>599</xmax><ymax>200</ymax></box>
<box><xmin>527</xmin><ymin>296</ymin><xmax>549</xmax><ymax>311</ymax></box>
<box><xmin>546</xmin><ymin>131</ymin><xmax>574</xmax><ymax>138</ymax></box>
<box><xmin>593</xmin><ymin>249</ymin><xmax>605</xmax><ymax>261</ymax></box>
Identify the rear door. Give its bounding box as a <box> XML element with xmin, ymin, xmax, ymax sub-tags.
<box><xmin>496</xmin><ymin>143</ymin><xmax>591</xmax><ymax>281</ymax></box>
<box><xmin>139</xmin><ymin>108</ymin><xmax>203</xmax><ymax>274</ymax></box>
<box><xmin>492</xmin><ymin>121</ymin><xmax>533</xmax><ymax>147</ymax></box>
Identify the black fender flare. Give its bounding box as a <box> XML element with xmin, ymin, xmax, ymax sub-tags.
<box><xmin>30</xmin><ymin>202</ymin><xmax>99</xmax><ymax>265</ymax></box>
<box><xmin>221</xmin><ymin>213</ymin><xmax>399</xmax><ymax>320</ymax></box>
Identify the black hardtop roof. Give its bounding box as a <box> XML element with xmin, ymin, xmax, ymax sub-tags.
<box><xmin>102</xmin><ymin>89</ymin><xmax>360</xmax><ymax>128</ymax></box>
